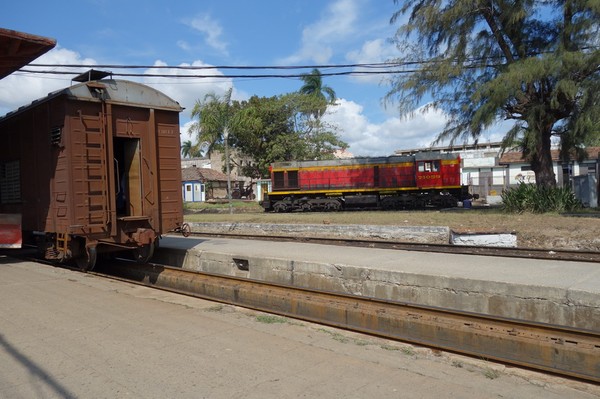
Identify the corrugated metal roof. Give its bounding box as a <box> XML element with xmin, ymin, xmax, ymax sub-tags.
<box><xmin>1</xmin><ymin>78</ymin><xmax>183</xmax><ymax>121</ymax></box>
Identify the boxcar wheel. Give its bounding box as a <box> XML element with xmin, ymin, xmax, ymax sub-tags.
<box><xmin>76</xmin><ymin>246</ymin><xmax>97</xmax><ymax>272</ymax></box>
<box><xmin>135</xmin><ymin>242</ymin><xmax>155</xmax><ymax>264</ymax></box>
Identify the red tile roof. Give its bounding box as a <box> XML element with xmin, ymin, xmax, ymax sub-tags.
<box><xmin>182</xmin><ymin>167</ymin><xmax>241</xmax><ymax>182</ymax></box>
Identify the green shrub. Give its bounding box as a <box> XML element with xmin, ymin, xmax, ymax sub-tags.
<box><xmin>501</xmin><ymin>183</ymin><xmax>582</xmax><ymax>213</ymax></box>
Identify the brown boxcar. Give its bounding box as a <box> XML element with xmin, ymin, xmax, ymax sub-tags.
<box><xmin>0</xmin><ymin>73</ymin><xmax>185</xmax><ymax>269</ymax></box>
<box><xmin>262</xmin><ymin>153</ymin><xmax>473</xmax><ymax>212</ymax></box>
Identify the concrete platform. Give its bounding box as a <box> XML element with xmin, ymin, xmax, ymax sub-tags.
<box><xmin>156</xmin><ymin>235</ymin><xmax>600</xmax><ymax>331</ymax></box>
<box><xmin>4</xmin><ymin>258</ymin><xmax>598</xmax><ymax>398</ymax></box>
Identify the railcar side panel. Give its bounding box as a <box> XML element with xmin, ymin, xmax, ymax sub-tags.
<box><xmin>378</xmin><ymin>162</ymin><xmax>415</xmax><ymax>189</ymax></box>
<box><xmin>156</xmin><ymin>115</ymin><xmax>185</xmax><ymax>233</ymax></box>
<box><xmin>441</xmin><ymin>158</ymin><xmax>461</xmax><ymax>186</ymax></box>
<box><xmin>299</xmin><ymin>166</ymin><xmax>376</xmax><ymax>190</ymax></box>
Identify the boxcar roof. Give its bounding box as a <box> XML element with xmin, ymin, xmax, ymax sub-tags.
<box><xmin>0</xmin><ymin>79</ymin><xmax>183</xmax><ymax>121</ymax></box>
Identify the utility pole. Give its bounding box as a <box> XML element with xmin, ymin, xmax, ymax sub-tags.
<box><xmin>224</xmin><ymin>127</ymin><xmax>233</xmax><ymax>214</ymax></box>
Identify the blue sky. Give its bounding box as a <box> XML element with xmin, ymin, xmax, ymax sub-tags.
<box><xmin>0</xmin><ymin>0</ymin><xmax>502</xmax><ymax>156</ymax></box>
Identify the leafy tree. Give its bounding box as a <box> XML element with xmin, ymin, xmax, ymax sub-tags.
<box><xmin>229</xmin><ymin>94</ymin><xmax>347</xmax><ymax>178</ymax></box>
<box><xmin>188</xmin><ymin>84</ymin><xmax>347</xmax><ymax>180</ymax></box>
<box><xmin>228</xmin><ymin>95</ymin><xmax>294</xmax><ymax>178</ymax></box>
<box><xmin>282</xmin><ymin>92</ymin><xmax>347</xmax><ymax>160</ymax></box>
<box><xmin>299</xmin><ymin>68</ymin><xmax>337</xmax><ymax>119</ymax></box>
<box><xmin>387</xmin><ymin>0</ymin><xmax>600</xmax><ymax>188</ymax></box>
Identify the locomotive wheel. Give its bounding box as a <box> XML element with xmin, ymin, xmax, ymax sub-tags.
<box><xmin>301</xmin><ymin>202</ymin><xmax>312</xmax><ymax>212</ymax></box>
<box><xmin>273</xmin><ymin>202</ymin><xmax>288</xmax><ymax>213</ymax></box>
<box><xmin>326</xmin><ymin>200</ymin><xmax>341</xmax><ymax>211</ymax></box>
<box><xmin>76</xmin><ymin>246</ymin><xmax>97</xmax><ymax>272</ymax></box>
<box><xmin>135</xmin><ymin>242</ymin><xmax>155</xmax><ymax>264</ymax></box>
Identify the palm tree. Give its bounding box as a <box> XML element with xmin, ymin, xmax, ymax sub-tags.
<box><xmin>188</xmin><ymin>88</ymin><xmax>237</xmax><ymax>211</ymax></box>
<box><xmin>299</xmin><ymin>68</ymin><xmax>336</xmax><ymax>119</ymax></box>
<box><xmin>181</xmin><ymin>140</ymin><xmax>193</xmax><ymax>158</ymax></box>
<box><xmin>188</xmin><ymin>88</ymin><xmax>234</xmax><ymax>157</ymax></box>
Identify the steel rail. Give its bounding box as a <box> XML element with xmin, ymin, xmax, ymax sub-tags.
<box><xmin>185</xmin><ymin>231</ymin><xmax>600</xmax><ymax>263</ymax></box>
<box><xmin>97</xmin><ymin>261</ymin><xmax>600</xmax><ymax>384</ymax></box>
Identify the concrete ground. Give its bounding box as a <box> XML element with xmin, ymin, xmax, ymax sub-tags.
<box><xmin>1</xmin><ymin>257</ymin><xmax>598</xmax><ymax>398</ymax></box>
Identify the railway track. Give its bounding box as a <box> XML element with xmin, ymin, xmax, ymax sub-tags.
<box><xmin>186</xmin><ymin>231</ymin><xmax>600</xmax><ymax>263</ymax></box>
<box><xmin>95</xmin><ymin>260</ymin><xmax>600</xmax><ymax>384</ymax></box>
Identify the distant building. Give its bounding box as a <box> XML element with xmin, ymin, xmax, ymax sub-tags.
<box><xmin>181</xmin><ymin>166</ymin><xmax>243</xmax><ymax>202</ymax></box>
<box><xmin>181</xmin><ymin>157</ymin><xmax>211</xmax><ymax>169</ymax></box>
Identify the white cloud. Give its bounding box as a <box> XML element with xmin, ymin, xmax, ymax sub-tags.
<box><xmin>183</xmin><ymin>14</ymin><xmax>228</xmax><ymax>56</ymax></box>
<box><xmin>176</xmin><ymin>40</ymin><xmax>192</xmax><ymax>52</ymax></box>
<box><xmin>180</xmin><ymin>119</ymin><xmax>196</xmax><ymax>143</ymax></box>
<box><xmin>324</xmin><ymin>99</ymin><xmax>448</xmax><ymax>156</ymax></box>
<box><xmin>279</xmin><ymin>0</ymin><xmax>361</xmax><ymax>64</ymax></box>
<box><xmin>141</xmin><ymin>60</ymin><xmax>235</xmax><ymax>120</ymax></box>
<box><xmin>0</xmin><ymin>47</ymin><xmax>97</xmax><ymax>115</ymax></box>
<box><xmin>346</xmin><ymin>38</ymin><xmax>398</xmax><ymax>84</ymax></box>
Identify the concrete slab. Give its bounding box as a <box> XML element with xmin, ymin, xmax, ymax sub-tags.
<box><xmin>1</xmin><ymin>258</ymin><xmax>597</xmax><ymax>398</ymax></box>
<box><xmin>188</xmin><ymin>221</ymin><xmax>450</xmax><ymax>244</ymax></box>
<box><xmin>450</xmin><ymin>230</ymin><xmax>517</xmax><ymax>247</ymax></box>
<box><xmin>156</xmin><ymin>235</ymin><xmax>600</xmax><ymax>331</ymax></box>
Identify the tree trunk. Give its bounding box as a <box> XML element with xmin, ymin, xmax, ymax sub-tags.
<box><xmin>530</xmin><ymin>125</ymin><xmax>556</xmax><ymax>188</ymax></box>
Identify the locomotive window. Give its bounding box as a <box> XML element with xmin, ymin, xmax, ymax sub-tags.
<box><xmin>0</xmin><ymin>161</ymin><xmax>21</xmax><ymax>204</ymax></box>
<box><xmin>273</xmin><ymin>171</ymin><xmax>285</xmax><ymax>189</ymax></box>
<box><xmin>418</xmin><ymin>161</ymin><xmax>432</xmax><ymax>172</ymax></box>
<box><xmin>287</xmin><ymin>170</ymin><xmax>299</xmax><ymax>188</ymax></box>
<box><xmin>418</xmin><ymin>161</ymin><xmax>439</xmax><ymax>172</ymax></box>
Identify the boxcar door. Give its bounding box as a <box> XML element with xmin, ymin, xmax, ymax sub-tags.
<box><xmin>113</xmin><ymin>137</ymin><xmax>143</xmax><ymax>216</ymax></box>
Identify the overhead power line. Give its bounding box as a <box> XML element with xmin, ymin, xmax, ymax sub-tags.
<box><xmin>18</xmin><ymin>68</ymin><xmax>421</xmax><ymax>79</ymax></box>
<box><xmin>17</xmin><ymin>58</ymin><xmax>499</xmax><ymax>80</ymax></box>
<box><xmin>27</xmin><ymin>61</ymin><xmax>421</xmax><ymax>70</ymax></box>
<box><xmin>16</xmin><ymin>45</ymin><xmax>600</xmax><ymax>80</ymax></box>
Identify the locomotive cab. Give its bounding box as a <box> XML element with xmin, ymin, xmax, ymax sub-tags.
<box><xmin>416</xmin><ymin>159</ymin><xmax>442</xmax><ymax>188</ymax></box>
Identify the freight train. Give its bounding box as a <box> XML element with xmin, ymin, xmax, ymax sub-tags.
<box><xmin>0</xmin><ymin>70</ymin><xmax>186</xmax><ymax>270</ymax></box>
<box><xmin>261</xmin><ymin>153</ymin><xmax>475</xmax><ymax>212</ymax></box>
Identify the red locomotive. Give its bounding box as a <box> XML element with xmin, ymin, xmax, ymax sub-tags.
<box><xmin>262</xmin><ymin>153</ymin><xmax>474</xmax><ymax>212</ymax></box>
<box><xmin>0</xmin><ymin>70</ymin><xmax>186</xmax><ymax>270</ymax></box>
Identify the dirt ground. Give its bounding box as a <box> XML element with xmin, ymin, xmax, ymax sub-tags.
<box><xmin>185</xmin><ymin>205</ymin><xmax>600</xmax><ymax>251</ymax></box>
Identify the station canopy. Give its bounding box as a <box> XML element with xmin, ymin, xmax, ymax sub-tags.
<box><xmin>0</xmin><ymin>28</ymin><xmax>56</xmax><ymax>80</ymax></box>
